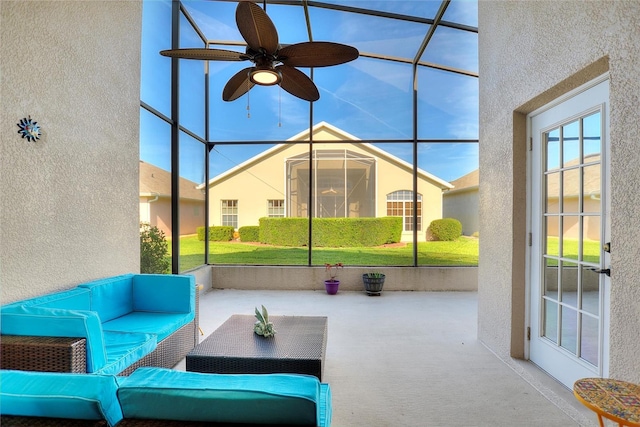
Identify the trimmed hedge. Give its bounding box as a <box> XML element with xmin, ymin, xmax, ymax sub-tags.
<box><xmin>239</xmin><ymin>226</ymin><xmax>260</xmax><ymax>242</ymax></box>
<box><xmin>428</xmin><ymin>218</ymin><xmax>462</xmax><ymax>241</ymax></box>
<box><xmin>196</xmin><ymin>226</ymin><xmax>235</xmax><ymax>242</ymax></box>
<box><xmin>259</xmin><ymin>217</ymin><xmax>402</xmax><ymax>247</ymax></box>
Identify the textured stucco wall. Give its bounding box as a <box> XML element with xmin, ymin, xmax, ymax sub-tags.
<box><xmin>478</xmin><ymin>1</ymin><xmax>640</xmax><ymax>381</ymax></box>
<box><xmin>1</xmin><ymin>1</ymin><xmax>142</xmax><ymax>303</ymax></box>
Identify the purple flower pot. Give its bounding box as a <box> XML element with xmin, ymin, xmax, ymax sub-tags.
<box><xmin>324</xmin><ymin>280</ymin><xmax>340</xmax><ymax>295</ymax></box>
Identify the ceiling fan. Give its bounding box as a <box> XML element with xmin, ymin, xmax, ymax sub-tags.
<box><xmin>160</xmin><ymin>0</ymin><xmax>359</xmax><ymax>102</ymax></box>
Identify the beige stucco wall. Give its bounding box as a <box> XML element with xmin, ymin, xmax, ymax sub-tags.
<box><xmin>478</xmin><ymin>1</ymin><xmax>640</xmax><ymax>382</ymax></box>
<box><xmin>211</xmin><ymin>266</ymin><xmax>477</xmax><ymax>292</ymax></box>
<box><xmin>1</xmin><ymin>1</ymin><xmax>142</xmax><ymax>303</ymax></box>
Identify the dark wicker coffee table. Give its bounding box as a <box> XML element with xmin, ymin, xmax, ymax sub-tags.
<box><xmin>186</xmin><ymin>315</ymin><xmax>327</xmax><ymax>380</ymax></box>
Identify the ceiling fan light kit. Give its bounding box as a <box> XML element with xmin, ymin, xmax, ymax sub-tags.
<box><xmin>250</xmin><ymin>66</ymin><xmax>281</xmax><ymax>86</ymax></box>
<box><xmin>160</xmin><ymin>1</ymin><xmax>359</xmax><ymax>102</ymax></box>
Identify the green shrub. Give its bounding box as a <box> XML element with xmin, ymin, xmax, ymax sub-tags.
<box><xmin>239</xmin><ymin>226</ymin><xmax>260</xmax><ymax>242</ymax></box>
<box><xmin>196</xmin><ymin>226</ymin><xmax>235</xmax><ymax>241</ymax></box>
<box><xmin>258</xmin><ymin>217</ymin><xmax>402</xmax><ymax>247</ymax></box>
<box><xmin>428</xmin><ymin>218</ymin><xmax>462</xmax><ymax>241</ymax></box>
<box><xmin>140</xmin><ymin>222</ymin><xmax>170</xmax><ymax>274</ymax></box>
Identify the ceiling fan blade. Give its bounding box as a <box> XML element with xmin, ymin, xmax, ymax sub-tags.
<box><xmin>160</xmin><ymin>48</ymin><xmax>246</xmax><ymax>61</ymax></box>
<box><xmin>277</xmin><ymin>65</ymin><xmax>320</xmax><ymax>102</ymax></box>
<box><xmin>278</xmin><ymin>42</ymin><xmax>359</xmax><ymax>67</ymax></box>
<box><xmin>236</xmin><ymin>1</ymin><xmax>279</xmax><ymax>54</ymax></box>
<box><xmin>222</xmin><ymin>67</ymin><xmax>255</xmax><ymax>101</ymax></box>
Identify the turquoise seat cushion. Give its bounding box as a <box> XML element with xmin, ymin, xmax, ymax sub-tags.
<box><xmin>118</xmin><ymin>368</ymin><xmax>327</xmax><ymax>426</ymax></box>
<box><xmin>95</xmin><ymin>331</ymin><xmax>157</xmax><ymax>376</ymax></box>
<box><xmin>78</xmin><ymin>274</ymin><xmax>135</xmax><ymax>322</ymax></box>
<box><xmin>102</xmin><ymin>312</ymin><xmax>193</xmax><ymax>342</ymax></box>
<box><xmin>0</xmin><ymin>370</ymin><xmax>123</xmax><ymax>427</ymax></box>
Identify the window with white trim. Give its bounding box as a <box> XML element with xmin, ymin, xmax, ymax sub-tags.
<box><xmin>387</xmin><ymin>190</ymin><xmax>422</xmax><ymax>231</ymax></box>
<box><xmin>221</xmin><ymin>200</ymin><xmax>238</xmax><ymax>228</ymax></box>
<box><xmin>267</xmin><ymin>199</ymin><xmax>285</xmax><ymax>217</ymax></box>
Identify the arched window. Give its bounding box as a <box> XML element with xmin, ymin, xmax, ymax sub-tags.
<box><xmin>387</xmin><ymin>190</ymin><xmax>422</xmax><ymax>231</ymax></box>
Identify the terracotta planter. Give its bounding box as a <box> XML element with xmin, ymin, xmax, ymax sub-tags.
<box><xmin>324</xmin><ymin>280</ymin><xmax>340</xmax><ymax>295</ymax></box>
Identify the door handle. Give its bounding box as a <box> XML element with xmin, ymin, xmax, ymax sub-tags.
<box><xmin>590</xmin><ymin>267</ymin><xmax>611</xmax><ymax>277</ymax></box>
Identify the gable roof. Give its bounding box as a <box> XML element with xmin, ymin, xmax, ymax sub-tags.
<box><xmin>140</xmin><ymin>161</ymin><xmax>204</xmax><ymax>201</ymax></box>
<box><xmin>445</xmin><ymin>169</ymin><xmax>479</xmax><ymax>194</ymax></box>
<box><xmin>198</xmin><ymin>122</ymin><xmax>453</xmax><ymax>190</ymax></box>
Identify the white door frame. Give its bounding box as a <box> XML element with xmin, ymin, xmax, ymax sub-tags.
<box><xmin>525</xmin><ymin>74</ymin><xmax>610</xmax><ymax>388</ymax></box>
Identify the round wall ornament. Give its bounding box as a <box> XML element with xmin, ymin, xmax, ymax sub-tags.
<box><xmin>17</xmin><ymin>116</ymin><xmax>41</xmax><ymax>142</ymax></box>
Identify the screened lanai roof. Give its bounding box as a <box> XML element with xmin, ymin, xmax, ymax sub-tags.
<box><xmin>142</xmin><ymin>1</ymin><xmax>477</xmax><ymax>140</ymax></box>
<box><xmin>140</xmin><ymin>0</ymin><xmax>478</xmax><ymax>183</ymax></box>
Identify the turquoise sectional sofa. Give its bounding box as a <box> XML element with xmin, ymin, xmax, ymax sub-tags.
<box><xmin>0</xmin><ymin>368</ymin><xmax>333</xmax><ymax>426</ymax></box>
<box><xmin>0</xmin><ymin>273</ymin><xmax>197</xmax><ymax>375</ymax></box>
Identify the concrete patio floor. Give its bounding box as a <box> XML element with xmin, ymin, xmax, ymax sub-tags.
<box><xmin>177</xmin><ymin>289</ymin><xmax>599</xmax><ymax>426</ymax></box>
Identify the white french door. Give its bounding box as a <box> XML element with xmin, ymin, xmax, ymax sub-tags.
<box><xmin>528</xmin><ymin>78</ymin><xmax>610</xmax><ymax>389</ymax></box>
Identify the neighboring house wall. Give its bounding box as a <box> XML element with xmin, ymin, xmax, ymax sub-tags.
<box><xmin>443</xmin><ymin>169</ymin><xmax>479</xmax><ymax>236</ymax></box>
<box><xmin>1</xmin><ymin>1</ymin><xmax>142</xmax><ymax>303</ymax></box>
<box><xmin>139</xmin><ymin>161</ymin><xmax>205</xmax><ymax>237</ymax></box>
<box><xmin>204</xmin><ymin>123</ymin><xmax>452</xmax><ymax>242</ymax></box>
<box><xmin>443</xmin><ymin>187</ymin><xmax>479</xmax><ymax>236</ymax></box>
<box><xmin>479</xmin><ymin>1</ymin><xmax>640</xmax><ymax>383</ymax></box>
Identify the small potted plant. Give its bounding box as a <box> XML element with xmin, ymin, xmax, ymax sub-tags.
<box><xmin>362</xmin><ymin>271</ymin><xmax>385</xmax><ymax>296</ymax></box>
<box><xmin>254</xmin><ymin>305</ymin><xmax>276</xmax><ymax>338</ymax></box>
<box><xmin>324</xmin><ymin>263</ymin><xmax>343</xmax><ymax>295</ymax></box>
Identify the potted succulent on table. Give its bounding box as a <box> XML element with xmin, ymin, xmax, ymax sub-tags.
<box><xmin>362</xmin><ymin>271</ymin><xmax>385</xmax><ymax>296</ymax></box>
<box><xmin>324</xmin><ymin>263</ymin><xmax>343</xmax><ymax>295</ymax></box>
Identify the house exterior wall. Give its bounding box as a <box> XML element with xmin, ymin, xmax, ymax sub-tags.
<box><xmin>208</xmin><ymin>136</ymin><xmax>446</xmax><ymax>243</ymax></box>
<box><xmin>479</xmin><ymin>1</ymin><xmax>640</xmax><ymax>382</ymax></box>
<box><xmin>443</xmin><ymin>188</ymin><xmax>479</xmax><ymax>236</ymax></box>
<box><xmin>1</xmin><ymin>1</ymin><xmax>142</xmax><ymax>303</ymax></box>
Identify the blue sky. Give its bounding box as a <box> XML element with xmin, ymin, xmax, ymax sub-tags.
<box><xmin>140</xmin><ymin>0</ymin><xmax>479</xmax><ymax>184</ymax></box>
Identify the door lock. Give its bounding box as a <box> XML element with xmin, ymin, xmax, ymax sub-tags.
<box><xmin>603</xmin><ymin>242</ymin><xmax>611</xmax><ymax>253</ymax></box>
<box><xmin>590</xmin><ymin>267</ymin><xmax>611</xmax><ymax>277</ymax></box>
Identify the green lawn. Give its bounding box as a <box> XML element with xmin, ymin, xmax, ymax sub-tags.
<box><xmin>170</xmin><ymin>235</ymin><xmax>480</xmax><ymax>272</ymax></box>
<box><xmin>545</xmin><ymin>237</ymin><xmax>600</xmax><ymax>264</ymax></box>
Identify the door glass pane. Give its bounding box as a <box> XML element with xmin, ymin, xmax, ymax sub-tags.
<box><xmin>581</xmin><ymin>314</ymin><xmax>599</xmax><ymax>366</ymax></box>
<box><xmin>583</xmin><ymin>112</ymin><xmax>601</xmax><ymax>159</ymax></box>
<box><xmin>561</xmin><ymin>216</ymin><xmax>580</xmax><ymax>259</ymax></box>
<box><xmin>545</xmin><ymin>216</ymin><xmax>559</xmax><ymax>257</ymax></box>
<box><xmin>545</xmin><ymin>172</ymin><xmax>559</xmax><ymax>213</ymax></box>
<box><xmin>560</xmin><ymin>305</ymin><xmax>578</xmax><ymax>354</ymax></box>
<box><xmin>581</xmin><ymin>265</ymin><xmax>600</xmax><ymax>315</ymax></box>
<box><xmin>544</xmin><ymin>259</ymin><xmax>558</xmax><ymax>300</ymax></box>
<box><xmin>583</xmin><ymin>164</ymin><xmax>600</xmax><ymax>213</ymax></box>
<box><xmin>562</xmin><ymin>121</ymin><xmax>580</xmax><ymax>167</ymax></box>
<box><xmin>546</xmin><ymin>128</ymin><xmax>560</xmax><ymax>171</ymax></box>
<box><xmin>560</xmin><ymin>261</ymin><xmax>579</xmax><ymax>306</ymax></box>
<box><xmin>543</xmin><ymin>299</ymin><xmax>558</xmax><ymax>343</ymax></box>
<box><xmin>562</xmin><ymin>168</ymin><xmax>580</xmax><ymax>214</ymax></box>
<box><xmin>583</xmin><ymin>216</ymin><xmax>600</xmax><ymax>264</ymax></box>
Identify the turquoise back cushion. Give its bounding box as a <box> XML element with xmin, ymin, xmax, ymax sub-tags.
<box><xmin>118</xmin><ymin>368</ymin><xmax>320</xmax><ymax>425</ymax></box>
<box><xmin>0</xmin><ymin>306</ymin><xmax>108</xmax><ymax>372</ymax></box>
<box><xmin>79</xmin><ymin>274</ymin><xmax>135</xmax><ymax>322</ymax></box>
<box><xmin>1</xmin><ymin>288</ymin><xmax>91</xmax><ymax>312</ymax></box>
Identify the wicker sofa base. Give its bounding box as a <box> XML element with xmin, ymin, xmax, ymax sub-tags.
<box><xmin>0</xmin><ymin>335</ymin><xmax>87</xmax><ymax>373</ymax></box>
<box><xmin>0</xmin><ymin>417</ymin><xmax>319</xmax><ymax>427</ymax></box>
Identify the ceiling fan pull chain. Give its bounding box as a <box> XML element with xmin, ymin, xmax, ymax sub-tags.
<box><xmin>246</xmin><ymin>77</ymin><xmax>251</xmax><ymax>118</ymax></box>
<box><xmin>278</xmin><ymin>86</ymin><xmax>282</xmax><ymax>127</ymax></box>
